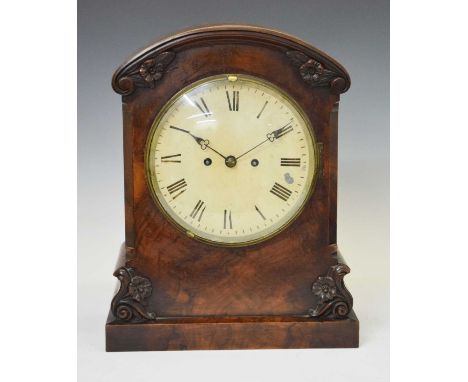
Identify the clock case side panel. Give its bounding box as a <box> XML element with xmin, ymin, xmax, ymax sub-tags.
<box><xmin>122</xmin><ymin>102</ymin><xmax>136</xmax><ymax>256</ymax></box>
<box><xmin>111</xmin><ymin>26</ymin><xmax>353</xmax><ymax>320</ymax></box>
<box><xmin>328</xmin><ymin>102</ymin><xmax>339</xmax><ymax>244</ymax></box>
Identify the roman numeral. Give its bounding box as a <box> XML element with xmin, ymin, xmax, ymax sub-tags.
<box><xmin>255</xmin><ymin>205</ymin><xmax>266</xmax><ymax>220</ymax></box>
<box><xmin>270</xmin><ymin>182</ymin><xmax>292</xmax><ymax>201</ymax></box>
<box><xmin>226</xmin><ymin>91</ymin><xmax>239</xmax><ymax>111</ymax></box>
<box><xmin>193</xmin><ymin>97</ymin><xmax>211</xmax><ymax>117</ymax></box>
<box><xmin>166</xmin><ymin>178</ymin><xmax>187</xmax><ymax>199</ymax></box>
<box><xmin>224</xmin><ymin>209</ymin><xmax>233</xmax><ymax>229</ymax></box>
<box><xmin>257</xmin><ymin>101</ymin><xmax>268</xmax><ymax>119</ymax></box>
<box><xmin>190</xmin><ymin>200</ymin><xmax>206</xmax><ymax>221</ymax></box>
<box><xmin>280</xmin><ymin>158</ymin><xmax>301</xmax><ymax>166</ymax></box>
<box><xmin>161</xmin><ymin>154</ymin><xmax>181</xmax><ymax>163</ymax></box>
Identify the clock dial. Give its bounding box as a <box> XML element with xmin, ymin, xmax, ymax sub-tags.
<box><xmin>146</xmin><ymin>74</ymin><xmax>318</xmax><ymax>246</ymax></box>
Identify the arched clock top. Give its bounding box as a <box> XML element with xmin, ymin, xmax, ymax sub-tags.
<box><xmin>111</xmin><ymin>25</ymin><xmax>350</xmax><ymax>96</ymax></box>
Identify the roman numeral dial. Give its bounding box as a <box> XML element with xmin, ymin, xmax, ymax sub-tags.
<box><xmin>270</xmin><ymin>182</ymin><xmax>292</xmax><ymax>201</ymax></box>
<box><xmin>226</xmin><ymin>90</ymin><xmax>239</xmax><ymax>111</ymax></box>
<box><xmin>224</xmin><ymin>209</ymin><xmax>233</xmax><ymax>229</ymax></box>
<box><xmin>161</xmin><ymin>154</ymin><xmax>181</xmax><ymax>163</ymax></box>
<box><xmin>190</xmin><ymin>200</ymin><xmax>206</xmax><ymax>221</ymax></box>
<box><xmin>281</xmin><ymin>158</ymin><xmax>300</xmax><ymax>166</ymax></box>
<box><xmin>166</xmin><ymin>178</ymin><xmax>187</xmax><ymax>199</ymax></box>
<box><xmin>193</xmin><ymin>97</ymin><xmax>211</xmax><ymax>117</ymax></box>
<box><xmin>147</xmin><ymin>74</ymin><xmax>316</xmax><ymax>246</ymax></box>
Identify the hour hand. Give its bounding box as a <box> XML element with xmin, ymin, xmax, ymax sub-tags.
<box><xmin>194</xmin><ymin>136</ymin><xmax>210</xmax><ymax>150</ymax></box>
<box><xmin>170</xmin><ymin>125</ymin><xmax>209</xmax><ymax>149</ymax></box>
<box><xmin>169</xmin><ymin>125</ymin><xmax>227</xmax><ymax>159</ymax></box>
<box><xmin>267</xmin><ymin>119</ymin><xmax>294</xmax><ymax>142</ymax></box>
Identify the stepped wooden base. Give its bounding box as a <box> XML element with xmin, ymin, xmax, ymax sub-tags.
<box><xmin>106</xmin><ymin>311</ymin><xmax>359</xmax><ymax>351</ymax></box>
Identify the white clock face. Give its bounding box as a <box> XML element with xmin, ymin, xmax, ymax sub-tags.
<box><xmin>146</xmin><ymin>74</ymin><xmax>318</xmax><ymax>246</ymax></box>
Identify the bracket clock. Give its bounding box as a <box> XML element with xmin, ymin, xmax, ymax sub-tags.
<box><xmin>106</xmin><ymin>25</ymin><xmax>358</xmax><ymax>351</ymax></box>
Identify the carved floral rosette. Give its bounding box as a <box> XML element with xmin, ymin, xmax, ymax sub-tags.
<box><xmin>286</xmin><ymin>50</ymin><xmax>347</xmax><ymax>93</ymax></box>
<box><xmin>111</xmin><ymin>267</ymin><xmax>157</xmax><ymax>322</ymax></box>
<box><xmin>113</xmin><ymin>51</ymin><xmax>175</xmax><ymax>95</ymax></box>
<box><xmin>309</xmin><ymin>263</ymin><xmax>353</xmax><ymax>319</ymax></box>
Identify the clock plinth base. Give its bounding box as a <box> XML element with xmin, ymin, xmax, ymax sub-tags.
<box><xmin>105</xmin><ymin>312</ymin><xmax>359</xmax><ymax>351</ymax></box>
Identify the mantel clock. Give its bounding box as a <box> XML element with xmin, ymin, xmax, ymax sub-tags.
<box><xmin>106</xmin><ymin>25</ymin><xmax>359</xmax><ymax>351</ymax></box>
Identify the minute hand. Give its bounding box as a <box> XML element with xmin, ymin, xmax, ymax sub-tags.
<box><xmin>267</xmin><ymin>120</ymin><xmax>294</xmax><ymax>142</ymax></box>
<box><xmin>235</xmin><ymin>121</ymin><xmax>294</xmax><ymax>161</ymax></box>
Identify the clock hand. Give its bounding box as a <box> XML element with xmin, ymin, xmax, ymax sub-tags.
<box><xmin>206</xmin><ymin>145</ymin><xmax>228</xmax><ymax>160</ymax></box>
<box><xmin>235</xmin><ymin>138</ymin><xmax>269</xmax><ymax>160</ymax></box>
<box><xmin>235</xmin><ymin>120</ymin><xmax>294</xmax><ymax>160</ymax></box>
<box><xmin>169</xmin><ymin>125</ymin><xmax>227</xmax><ymax>159</ymax></box>
<box><xmin>266</xmin><ymin>119</ymin><xmax>294</xmax><ymax>142</ymax></box>
<box><xmin>169</xmin><ymin>125</ymin><xmax>207</xmax><ymax>147</ymax></box>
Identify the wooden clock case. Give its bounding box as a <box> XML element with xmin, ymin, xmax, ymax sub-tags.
<box><xmin>106</xmin><ymin>25</ymin><xmax>358</xmax><ymax>351</ymax></box>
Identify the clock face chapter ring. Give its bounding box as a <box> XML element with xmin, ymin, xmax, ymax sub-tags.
<box><xmin>145</xmin><ymin>74</ymin><xmax>320</xmax><ymax>247</ymax></box>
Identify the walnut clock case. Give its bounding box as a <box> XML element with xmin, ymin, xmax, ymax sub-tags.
<box><xmin>106</xmin><ymin>25</ymin><xmax>359</xmax><ymax>351</ymax></box>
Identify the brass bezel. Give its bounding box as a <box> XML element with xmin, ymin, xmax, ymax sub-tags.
<box><xmin>145</xmin><ymin>74</ymin><xmax>320</xmax><ymax>248</ymax></box>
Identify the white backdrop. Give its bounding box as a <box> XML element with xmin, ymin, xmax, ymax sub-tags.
<box><xmin>78</xmin><ymin>1</ymin><xmax>389</xmax><ymax>381</ymax></box>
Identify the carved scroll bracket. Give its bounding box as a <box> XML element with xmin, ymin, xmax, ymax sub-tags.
<box><xmin>286</xmin><ymin>50</ymin><xmax>348</xmax><ymax>94</ymax></box>
<box><xmin>309</xmin><ymin>263</ymin><xmax>353</xmax><ymax>319</ymax></box>
<box><xmin>113</xmin><ymin>51</ymin><xmax>175</xmax><ymax>96</ymax></box>
<box><xmin>110</xmin><ymin>267</ymin><xmax>157</xmax><ymax>322</ymax></box>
